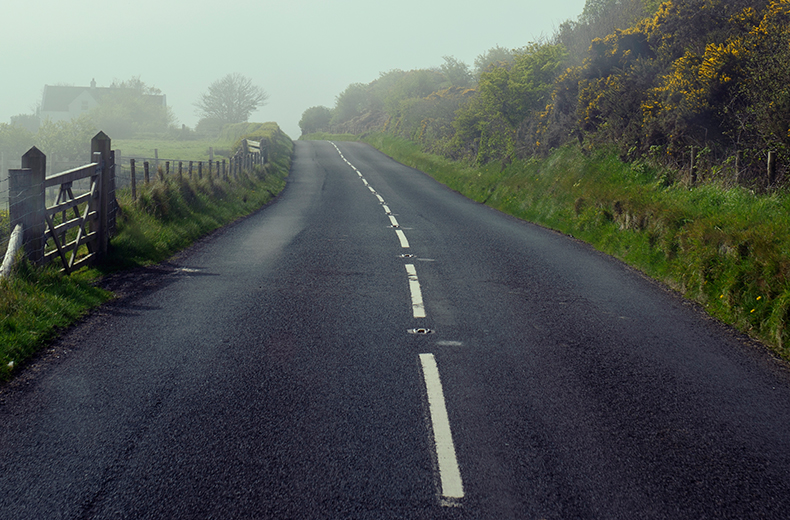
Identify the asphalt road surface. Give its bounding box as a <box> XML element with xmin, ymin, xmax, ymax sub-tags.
<box><xmin>2</xmin><ymin>140</ymin><xmax>790</xmax><ymax>519</ymax></box>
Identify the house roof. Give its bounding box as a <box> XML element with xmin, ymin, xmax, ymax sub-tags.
<box><xmin>41</xmin><ymin>84</ymin><xmax>166</xmax><ymax>112</ymax></box>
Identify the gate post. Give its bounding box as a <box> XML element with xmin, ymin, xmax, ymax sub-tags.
<box><xmin>91</xmin><ymin>131</ymin><xmax>112</xmax><ymax>256</ymax></box>
<box><xmin>9</xmin><ymin>147</ymin><xmax>46</xmax><ymax>264</ymax></box>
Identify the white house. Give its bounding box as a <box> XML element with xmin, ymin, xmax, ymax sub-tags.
<box><xmin>39</xmin><ymin>79</ymin><xmax>166</xmax><ymax>122</ymax></box>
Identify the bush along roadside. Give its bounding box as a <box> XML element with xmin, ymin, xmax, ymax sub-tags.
<box><xmin>355</xmin><ymin>131</ymin><xmax>790</xmax><ymax>360</ymax></box>
<box><xmin>0</xmin><ymin>123</ymin><xmax>293</xmax><ymax>381</ymax></box>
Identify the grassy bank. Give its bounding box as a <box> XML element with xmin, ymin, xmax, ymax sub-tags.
<box><xmin>348</xmin><ymin>132</ymin><xmax>790</xmax><ymax>359</ymax></box>
<box><xmin>0</xmin><ymin>124</ymin><xmax>293</xmax><ymax>380</ymax></box>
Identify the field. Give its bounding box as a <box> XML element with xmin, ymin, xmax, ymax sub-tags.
<box><xmin>113</xmin><ymin>138</ymin><xmax>235</xmax><ymax>161</ymax></box>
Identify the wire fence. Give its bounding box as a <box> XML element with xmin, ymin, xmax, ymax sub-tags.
<box><xmin>1</xmin><ymin>137</ymin><xmax>266</xmax><ymax>269</ymax></box>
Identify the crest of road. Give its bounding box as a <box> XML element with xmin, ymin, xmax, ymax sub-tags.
<box><xmin>2</xmin><ymin>140</ymin><xmax>790</xmax><ymax>518</ymax></box>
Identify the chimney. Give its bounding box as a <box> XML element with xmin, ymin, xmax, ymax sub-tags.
<box><xmin>90</xmin><ymin>78</ymin><xmax>96</xmax><ymax>89</ymax></box>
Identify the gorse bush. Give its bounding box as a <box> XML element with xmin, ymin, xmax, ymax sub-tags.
<box><xmin>309</xmin><ymin>0</ymin><xmax>790</xmax><ymax>186</ymax></box>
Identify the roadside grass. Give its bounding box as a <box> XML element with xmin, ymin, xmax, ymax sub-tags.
<box><xmin>0</xmin><ymin>125</ymin><xmax>293</xmax><ymax>381</ymax></box>
<box><xmin>0</xmin><ymin>262</ymin><xmax>111</xmax><ymax>380</ymax></box>
<box><xmin>299</xmin><ymin>132</ymin><xmax>358</xmax><ymax>141</ymax></box>
<box><xmin>108</xmin><ymin>163</ymin><xmax>287</xmax><ymax>268</ymax></box>
<box><xmin>356</xmin><ymin>132</ymin><xmax>790</xmax><ymax>360</ymax></box>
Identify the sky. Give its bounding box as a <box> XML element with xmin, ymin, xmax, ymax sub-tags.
<box><xmin>1</xmin><ymin>0</ymin><xmax>587</xmax><ymax>140</ymax></box>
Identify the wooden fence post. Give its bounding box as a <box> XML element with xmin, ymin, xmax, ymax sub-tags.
<box><xmin>109</xmin><ymin>150</ymin><xmax>117</xmax><ymax>238</ymax></box>
<box><xmin>9</xmin><ymin>147</ymin><xmax>46</xmax><ymax>264</ymax></box>
<box><xmin>91</xmin><ymin>131</ymin><xmax>112</xmax><ymax>256</ymax></box>
<box><xmin>178</xmin><ymin>161</ymin><xmax>183</xmax><ymax>181</ymax></box>
<box><xmin>154</xmin><ymin>148</ymin><xmax>159</xmax><ymax>174</ymax></box>
<box><xmin>129</xmin><ymin>159</ymin><xmax>137</xmax><ymax>200</ymax></box>
<box><xmin>198</xmin><ymin>161</ymin><xmax>203</xmax><ymax>180</ymax></box>
<box><xmin>209</xmin><ymin>159</ymin><xmax>213</xmax><ymax>180</ymax></box>
<box><xmin>144</xmin><ymin>161</ymin><xmax>150</xmax><ymax>184</ymax></box>
<box><xmin>222</xmin><ymin>159</ymin><xmax>226</xmax><ymax>180</ymax></box>
<box><xmin>130</xmin><ymin>158</ymin><xmax>137</xmax><ymax>201</ymax></box>
<box><xmin>689</xmin><ymin>146</ymin><xmax>697</xmax><ymax>186</ymax></box>
<box><xmin>189</xmin><ymin>161</ymin><xmax>193</xmax><ymax>179</ymax></box>
<box><xmin>166</xmin><ymin>161</ymin><xmax>170</xmax><ymax>177</ymax></box>
<box><xmin>768</xmin><ymin>150</ymin><xmax>777</xmax><ymax>186</ymax></box>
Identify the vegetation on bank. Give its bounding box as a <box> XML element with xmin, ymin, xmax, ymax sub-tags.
<box><xmin>0</xmin><ymin>123</ymin><xmax>293</xmax><ymax>381</ymax></box>
<box><xmin>298</xmin><ymin>0</ymin><xmax>790</xmax><ymax>358</ymax></box>
<box><xmin>303</xmin><ymin>0</ymin><xmax>790</xmax><ymax>187</ymax></box>
<box><xmin>338</xmin><ymin>131</ymin><xmax>790</xmax><ymax>358</ymax></box>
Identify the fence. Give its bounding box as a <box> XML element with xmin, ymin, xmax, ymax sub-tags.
<box><xmin>1</xmin><ymin>135</ymin><xmax>267</xmax><ymax>275</ymax></box>
<box><xmin>4</xmin><ymin>132</ymin><xmax>116</xmax><ymax>274</ymax></box>
<box><xmin>113</xmin><ymin>138</ymin><xmax>267</xmax><ymax>201</ymax></box>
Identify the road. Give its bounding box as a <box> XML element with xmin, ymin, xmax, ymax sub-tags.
<box><xmin>2</xmin><ymin>140</ymin><xmax>790</xmax><ymax>518</ymax></box>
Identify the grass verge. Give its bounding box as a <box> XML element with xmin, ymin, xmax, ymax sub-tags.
<box><xmin>351</xmin><ymin>131</ymin><xmax>790</xmax><ymax>360</ymax></box>
<box><xmin>0</xmin><ymin>124</ymin><xmax>293</xmax><ymax>381</ymax></box>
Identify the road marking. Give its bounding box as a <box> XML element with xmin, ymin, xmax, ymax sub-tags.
<box><xmin>436</xmin><ymin>340</ymin><xmax>464</xmax><ymax>347</ymax></box>
<box><xmin>396</xmin><ymin>229</ymin><xmax>410</xmax><ymax>248</ymax></box>
<box><xmin>419</xmin><ymin>353</ymin><xmax>464</xmax><ymax>501</ymax></box>
<box><xmin>405</xmin><ymin>264</ymin><xmax>426</xmax><ymax>318</ymax></box>
<box><xmin>331</xmin><ymin>142</ymin><xmax>462</xmax><ymax>504</ymax></box>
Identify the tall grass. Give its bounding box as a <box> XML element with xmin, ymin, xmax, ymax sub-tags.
<box><xmin>108</xmin><ymin>164</ymin><xmax>287</xmax><ymax>268</ymax></box>
<box><xmin>360</xmin><ymin>132</ymin><xmax>790</xmax><ymax>358</ymax></box>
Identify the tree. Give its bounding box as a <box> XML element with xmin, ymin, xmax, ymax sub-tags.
<box><xmin>331</xmin><ymin>83</ymin><xmax>370</xmax><ymax>126</ymax></box>
<box><xmin>10</xmin><ymin>113</ymin><xmax>39</xmax><ymax>133</ymax></box>
<box><xmin>194</xmin><ymin>73</ymin><xmax>268</xmax><ymax>125</ymax></box>
<box><xmin>473</xmin><ymin>45</ymin><xmax>516</xmax><ymax>78</ymax></box>
<box><xmin>299</xmin><ymin>106</ymin><xmax>333</xmax><ymax>135</ymax></box>
<box><xmin>35</xmin><ymin>115</ymin><xmax>97</xmax><ymax>162</ymax></box>
<box><xmin>440</xmin><ymin>56</ymin><xmax>473</xmax><ymax>88</ymax></box>
<box><xmin>0</xmin><ymin>122</ymin><xmax>35</xmax><ymax>158</ymax></box>
<box><xmin>89</xmin><ymin>76</ymin><xmax>174</xmax><ymax>138</ymax></box>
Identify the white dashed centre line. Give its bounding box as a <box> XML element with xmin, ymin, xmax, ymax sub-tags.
<box><xmin>395</xmin><ymin>230</ymin><xmax>410</xmax><ymax>248</ymax></box>
<box><xmin>405</xmin><ymin>264</ymin><xmax>426</xmax><ymax>318</ymax></box>
<box><xmin>331</xmin><ymin>141</ymin><xmax>463</xmax><ymax>506</ymax></box>
<box><xmin>419</xmin><ymin>353</ymin><xmax>464</xmax><ymax>501</ymax></box>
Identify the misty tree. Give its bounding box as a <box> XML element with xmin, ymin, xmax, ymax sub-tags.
<box><xmin>474</xmin><ymin>46</ymin><xmax>516</xmax><ymax>78</ymax></box>
<box><xmin>440</xmin><ymin>56</ymin><xmax>473</xmax><ymax>88</ymax></box>
<box><xmin>10</xmin><ymin>113</ymin><xmax>40</xmax><ymax>133</ymax></box>
<box><xmin>331</xmin><ymin>83</ymin><xmax>370</xmax><ymax>126</ymax></box>
<box><xmin>35</xmin><ymin>116</ymin><xmax>97</xmax><ymax>162</ymax></box>
<box><xmin>195</xmin><ymin>73</ymin><xmax>269</xmax><ymax>126</ymax></box>
<box><xmin>299</xmin><ymin>106</ymin><xmax>333</xmax><ymax>135</ymax></box>
<box><xmin>89</xmin><ymin>76</ymin><xmax>174</xmax><ymax>138</ymax></box>
<box><xmin>0</xmin><ymin>123</ymin><xmax>35</xmax><ymax>158</ymax></box>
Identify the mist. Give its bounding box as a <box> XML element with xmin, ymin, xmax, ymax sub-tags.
<box><xmin>1</xmin><ymin>0</ymin><xmax>586</xmax><ymax>139</ymax></box>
